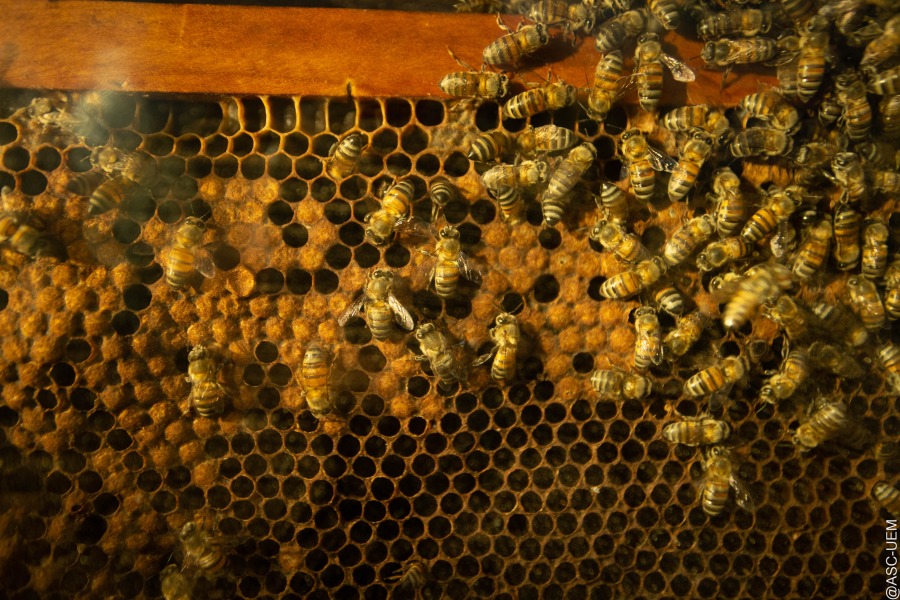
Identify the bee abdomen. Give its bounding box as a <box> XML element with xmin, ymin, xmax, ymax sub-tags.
<box><xmin>166</xmin><ymin>245</ymin><xmax>196</xmax><ymax>289</ymax></box>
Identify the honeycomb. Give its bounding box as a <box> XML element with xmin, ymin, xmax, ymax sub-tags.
<box><xmin>0</xmin><ymin>33</ymin><xmax>897</xmax><ymax>600</ymax></box>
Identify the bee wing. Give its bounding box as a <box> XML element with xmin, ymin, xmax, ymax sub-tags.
<box><xmin>457</xmin><ymin>252</ymin><xmax>483</xmax><ymax>285</ymax></box>
<box><xmin>660</xmin><ymin>53</ymin><xmax>696</xmax><ymax>82</ymax></box>
<box><xmin>729</xmin><ymin>474</ymin><xmax>756</xmax><ymax>513</ymax></box>
<box><xmin>647</xmin><ymin>146</ymin><xmax>678</xmax><ymax>173</ymax></box>
<box><xmin>387</xmin><ymin>294</ymin><xmax>415</xmax><ymax>330</ymax></box>
<box><xmin>707</xmin><ymin>383</ymin><xmax>735</xmax><ymax>412</ymax></box>
<box><xmin>473</xmin><ymin>344</ymin><xmax>499</xmax><ymax>366</ymax></box>
<box><xmin>338</xmin><ymin>293</ymin><xmax>368</xmax><ymax>326</ymax></box>
<box><xmin>396</xmin><ymin>216</ymin><xmax>436</xmax><ymax>239</ymax></box>
<box><xmin>194</xmin><ymin>248</ymin><xmax>216</xmax><ymax>279</ymax></box>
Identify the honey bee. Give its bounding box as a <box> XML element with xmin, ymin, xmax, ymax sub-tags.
<box><xmin>502</xmin><ymin>78</ymin><xmax>577</xmax><ymax>119</ymax></box>
<box><xmin>541</xmin><ymin>143</ymin><xmax>596</xmax><ymax>226</ymax></box>
<box><xmin>877</xmin><ymin>342</ymin><xmax>900</xmax><ymax>394</ymax></box>
<box><xmin>793</xmin><ymin>398</ymin><xmax>869</xmax><ymax>452</ymax></box>
<box><xmin>482</xmin><ymin>16</ymin><xmax>551</xmax><ymax>67</ymax></box>
<box><xmin>527</xmin><ymin>0</ymin><xmax>596</xmax><ymax>35</ymax></box>
<box><xmin>663</xmin><ymin>416</ymin><xmax>731</xmax><ymax>446</ymax></box>
<box><xmin>730</xmin><ymin>127</ymin><xmax>793</xmax><ymax>158</ymax></box>
<box><xmin>454</xmin><ymin>0</ymin><xmax>502</xmax><ymax>12</ymax></box>
<box><xmin>709</xmin><ymin>168</ymin><xmax>747</xmax><ymax>238</ymax></box>
<box><xmin>647</xmin><ymin>0</ymin><xmax>679</xmax><ymax>29</ymax></box>
<box><xmin>165</xmin><ymin>217</ymin><xmax>215</xmax><ymax>291</ymax></box>
<box><xmin>832</xmin><ymin>203</ymin><xmax>861</xmax><ymax>271</ymax></box>
<box><xmin>861</xmin><ymin>14</ymin><xmax>900</xmax><ymax>68</ymax></box>
<box><xmin>696</xmin><ymin>237</ymin><xmax>753</xmax><ymax>272</ymax></box>
<box><xmin>661</xmin><ymin>105</ymin><xmax>733</xmax><ymax>147</ymax></box>
<box><xmin>737</xmin><ymin>90</ymin><xmax>799</xmax><ymax>134</ymax></box>
<box><xmin>482</xmin><ymin>160</ymin><xmax>549</xmax><ymax>194</ymax></box>
<box><xmin>708</xmin><ymin>271</ymin><xmax>744</xmax><ymax>303</ymax></box>
<box><xmin>185</xmin><ymin>345</ymin><xmax>225</xmax><ymax>418</ymax></box>
<box><xmin>668</xmin><ymin>130</ymin><xmax>714</xmax><ymax>202</ymax></box>
<box><xmin>473</xmin><ymin>312</ymin><xmax>520</xmax><ymax>382</ymax></box>
<box><xmin>833</xmin><ymin>71</ymin><xmax>873</xmax><ymax>142</ymax></box>
<box><xmin>654</xmin><ymin>285</ymin><xmax>685</xmax><ymax>317</ymax></box>
<box><xmin>791</xmin><ymin>215</ymin><xmax>832</xmax><ymax>281</ymax></box>
<box><xmin>300</xmin><ymin>342</ymin><xmax>332</xmax><ymax>417</ymax></box>
<box><xmin>684</xmin><ymin>356</ymin><xmax>747</xmax><ymax>398</ymax></box>
<box><xmin>885</xmin><ymin>255</ymin><xmax>900</xmax><ymax>319</ymax></box>
<box><xmin>428</xmin><ymin>177</ymin><xmax>456</xmax><ymax>222</ymax></box>
<box><xmin>323</xmin><ymin>132</ymin><xmax>366</xmax><ymax>180</ymax></box>
<box><xmin>421</xmin><ymin>225</ymin><xmax>482</xmax><ymax>297</ymax></box>
<box><xmin>492</xmin><ymin>184</ymin><xmax>525</xmax><ymax>225</ymax></box>
<box><xmin>846</xmin><ymin>276</ymin><xmax>886</xmax><ymax>331</ymax></box>
<box><xmin>794</xmin><ymin>139</ymin><xmax>843</xmax><ymax>185</ymax></box>
<box><xmin>390</xmin><ymin>559</ymin><xmax>428</xmax><ymax>594</ymax></box>
<box><xmin>364</xmin><ymin>179</ymin><xmax>425</xmax><ymax>246</ymax></box>
<box><xmin>339</xmin><ymin>269</ymin><xmax>415</xmax><ymax>340</ymax></box>
<box><xmin>700</xmin><ymin>38</ymin><xmax>779</xmax><ymax>89</ymax></box>
<box><xmin>879</xmin><ymin>95</ymin><xmax>900</xmax><ymax>137</ymax></box>
<box><xmin>663</xmin><ymin>215</ymin><xmax>716</xmax><ymax>267</ymax></box>
<box><xmin>516</xmin><ymin>124</ymin><xmax>577</xmax><ymax>157</ymax></box>
<box><xmin>700</xmin><ymin>446</ymin><xmax>755</xmax><ymax>516</ymax></box>
<box><xmin>589</xmin><ymin>220</ymin><xmax>649</xmax><ymax>264</ymax></box>
<box><xmin>599</xmin><ymin>256</ymin><xmax>667</xmax><ymax>299</ymax></box>
<box><xmin>619</xmin><ymin>128</ymin><xmax>677</xmax><ymax>202</ymax></box>
<box><xmin>861</xmin><ymin>219</ymin><xmax>889</xmax><ymax>280</ymax></box>
<box><xmin>808</xmin><ymin>341</ymin><xmax>866</xmax><ymax>378</ymax></box>
<box><xmin>90</xmin><ymin>147</ymin><xmax>158</xmax><ymax>187</ymax></box>
<box><xmin>179</xmin><ymin>521</ymin><xmax>226</xmax><ymax>574</ymax></box>
<box><xmin>873</xmin><ymin>481</ymin><xmax>900</xmax><ymax>518</ymax></box>
<box><xmin>586</xmin><ymin>50</ymin><xmax>625</xmax><ymax>121</ymax></box>
<box><xmin>594</xmin><ymin>9</ymin><xmax>648</xmax><ymax>54</ymax></box>
<box><xmin>810</xmin><ymin>301</ymin><xmax>869</xmax><ymax>348</ymax></box>
<box><xmin>769</xmin><ymin>219</ymin><xmax>797</xmax><ymax>263</ymax></box>
<box><xmin>590</xmin><ymin>369</ymin><xmax>651</xmax><ymax>400</ymax></box>
<box><xmin>15</xmin><ymin>92</ymin><xmax>100</xmax><ymax>145</ymax></box>
<box><xmin>796</xmin><ymin>15</ymin><xmax>829</xmax><ymax>102</ymax></box>
<box><xmin>160</xmin><ymin>564</ymin><xmax>192</xmax><ymax>600</ymax></box>
<box><xmin>696</xmin><ymin>6</ymin><xmax>780</xmax><ymax>40</ymax></box>
<box><xmin>633</xmin><ymin>306</ymin><xmax>662</xmax><ymax>372</ymax></box>
<box><xmin>866</xmin><ymin>64</ymin><xmax>900</xmax><ymax>96</ymax></box>
<box><xmin>722</xmin><ymin>264</ymin><xmax>792</xmax><ymax>330</ymax></box>
<box><xmin>467</xmin><ymin>130</ymin><xmax>512</xmax><ymax>162</ymax></box>
<box><xmin>664</xmin><ymin>311</ymin><xmax>707</xmax><ymax>358</ymax></box>
<box><xmin>633</xmin><ymin>33</ymin><xmax>696</xmax><ymax>113</ymax></box>
<box><xmin>596</xmin><ymin>182</ymin><xmax>629</xmax><ymax>226</ymax></box>
<box><xmin>872</xmin><ymin>169</ymin><xmax>900</xmax><ymax>195</ymax></box>
<box><xmin>740</xmin><ymin>186</ymin><xmax>802</xmax><ymax>245</ymax></box>
<box><xmin>0</xmin><ymin>187</ymin><xmax>63</xmax><ymax>260</ymax></box>
<box><xmin>759</xmin><ymin>349</ymin><xmax>810</xmax><ymax>405</ymax></box>
<box><xmin>817</xmin><ymin>90</ymin><xmax>843</xmax><ymax>128</ymax></box>
<box><xmin>855</xmin><ymin>140</ymin><xmax>895</xmax><ymax>169</ymax></box>
<box><xmin>761</xmin><ymin>294</ymin><xmax>814</xmax><ymax>341</ymax></box>
<box><xmin>439</xmin><ymin>49</ymin><xmax>510</xmax><ymax>99</ymax></box>
<box><xmin>414</xmin><ymin>323</ymin><xmax>467</xmax><ymax>391</ymax></box>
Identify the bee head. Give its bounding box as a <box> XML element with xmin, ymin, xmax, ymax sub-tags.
<box><xmin>439</xmin><ymin>226</ymin><xmax>459</xmax><ymax>240</ymax></box>
<box><xmin>415</xmin><ymin>323</ymin><xmax>435</xmax><ymax>340</ymax></box>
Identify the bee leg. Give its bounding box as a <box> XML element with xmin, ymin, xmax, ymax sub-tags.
<box><xmin>719</xmin><ymin>67</ymin><xmax>732</xmax><ymax>92</ymax></box>
<box><xmin>495</xmin><ymin>12</ymin><xmax>513</xmax><ymax>34</ymax></box>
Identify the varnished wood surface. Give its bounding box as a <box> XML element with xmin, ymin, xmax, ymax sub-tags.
<box><xmin>0</xmin><ymin>1</ymin><xmax>775</xmax><ymax>103</ymax></box>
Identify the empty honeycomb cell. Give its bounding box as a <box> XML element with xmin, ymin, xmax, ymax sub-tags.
<box><xmin>255</xmin><ymin>268</ymin><xmax>285</xmax><ymax>294</ymax></box>
<box><xmin>0</xmin><ymin>120</ymin><xmax>17</xmax><ymax>144</ymax></box>
<box><xmin>325</xmin><ymin>244</ymin><xmax>352</xmax><ymax>270</ymax></box>
<box><xmin>19</xmin><ymin>169</ymin><xmax>46</xmax><ymax>194</ymax></box>
<box><xmin>214</xmin><ymin>155</ymin><xmax>239</xmax><ymax>178</ymax></box>
<box><xmin>230</xmin><ymin>132</ymin><xmax>254</xmax><ymax>157</ymax></box>
<box><xmin>174</xmin><ymin>134</ymin><xmax>201</xmax><ymax>158</ymax></box>
<box><xmin>311</xmin><ymin>177</ymin><xmax>336</xmax><ymax>202</ymax></box>
<box><xmin>3</xmin><ymin>145</ymin><xmax>30</xmax><ymax>170</ymax></box>
<box><xmin>241</xmin><ymin>155</ymin><xmax>266</xmax><ymax>179</ymax></box>
<box><xmin>35</xmin><ymin>146</ymin><xmax>61</xmax><ymax>172</ymax></box>
<box><xmin>111</xmin><ymin>219</ymin><xmax>141</xmax><ymax>244</ymax></box>
<box><xmin>256</xmin><ymin>131</ymin><xmax>281</xmax><ymax>156</ymax></box>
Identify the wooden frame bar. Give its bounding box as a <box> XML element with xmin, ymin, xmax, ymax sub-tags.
<box><xmin>0</xmin><ymin>1</ymin><xmax>772</xmax><ymax>103</ymax></box>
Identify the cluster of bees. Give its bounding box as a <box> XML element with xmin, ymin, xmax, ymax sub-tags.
<box><xmin>440</xmin><ymin>0</ymin><xmax>900</xmax><ymax>520</ymax></box>
<box><xmin>2</xmin><ymin>0</ymin><xmax>900</xmax><ymax>594</ymax></box>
